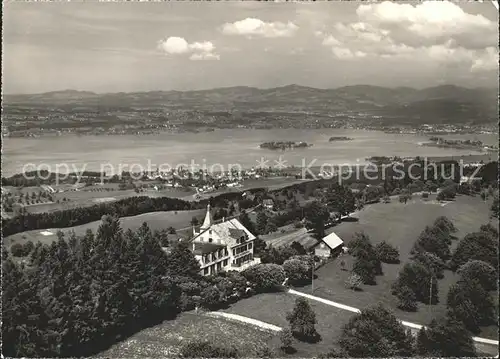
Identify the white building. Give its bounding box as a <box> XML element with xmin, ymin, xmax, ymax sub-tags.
<box><xmin>191</xmin><ymin>204</ymin><xmax>260</xmax><ymax>276</ymax></box>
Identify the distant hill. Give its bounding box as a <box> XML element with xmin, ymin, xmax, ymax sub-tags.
<box><xmin>4</xmin><ymin>84</ymin><xmax>498</xmax><ymax>124</ymax></box>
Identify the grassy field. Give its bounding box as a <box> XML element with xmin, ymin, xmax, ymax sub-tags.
<box><xmin>98</xmin><ymin>312</ymin><xmax>278</xmax><ymax>358</ymax></box>
<box><xmin>4</xmin><ymin>209</ymin><xmax>206</xmax><ymax>247</ymax></box>
<box><xmin>221</xmin><ymin>292</ymin><xmax>353</xmax><ymax>356</ymax></box>
<box><xmin>300</xmin><ymin>193</ymin><xmax>498</xmax><ymax>338</ymax></box>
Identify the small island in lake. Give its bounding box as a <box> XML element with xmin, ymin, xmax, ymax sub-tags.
<box><xmin>329</xmin><ymin>136</ymin><xmax>353</xmax><ymax>142</ymax></box>
<box><xmin>423</xmin><ymin>137</ymin><xmax>498</xmax><ymax>152</ymax></box>
<box><xmin>259</xmin><ymin>141</ymin><xmax>312</xmax><ymax>150</ymax></box>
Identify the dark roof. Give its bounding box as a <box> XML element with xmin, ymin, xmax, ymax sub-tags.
<box><xmin>192</xmin><ymin>242</ymin><xmax>226</xmax><ymax>255</ymax></box>
<box><xmin>228</xmin><ymin>227</ymin><xmax>246</xmax><ymax>239</ymax></box>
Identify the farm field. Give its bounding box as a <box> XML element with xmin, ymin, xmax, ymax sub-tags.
<box><xmin>98</xmin><ymin>312</ymin><xmax>278</xmax><ymax>358</ymax></box>
<box><xmin>221</xmin><ymin>291</ymin><xmax>353</xmax><ymax>356</ymax></box>
<box><xmin>4</xmin><ymin>209</ymin><xmax>206</xmax><ymax>247</ymax></box>
<box><xmin>300</xmin><ymin>193</ymin><xmax>498</xmax><ymax>339</ymax></box>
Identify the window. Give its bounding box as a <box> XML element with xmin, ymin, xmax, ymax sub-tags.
<box><xmin>248</xmin><ymin>242</ymin><xmax>253</xmax><ymax>249</ymax></box>
<box><xmin>223</xmin><ymin>259</ymin><xmax>228</xmax><ymax>266</ymax></box>
<box><xmin>209</xmin><ymin>230</ymin><xmax>212</xmax><ymax>234</ymax></box>
<box><xmin>233</xmin><ymin>249</ymin><xmax>236</xmax><ymax>256</ymax></box>
<box><xmin>204</xmin><ymin>267</ymin><xmax>209</xmax><ymax>275</ymax></box>
<box><xmin>209</xmin><ymin>238</ymin><xmax>213</xmax><ymax>243</ymax></box>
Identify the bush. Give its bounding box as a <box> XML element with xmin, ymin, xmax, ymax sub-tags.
<box><xmin>375</xmin><ymin>241</ymin><xmax>400</xmax><ymax>264</ymax></box>
<box><xmin>200</xmin><ymin>285</ymin><xmax>224</xmax><ymax>310</ymax></box>
<box><xmin>345</xmin><ymin>273</ymin><xmax>363</xmax><ymax>291</ymax></box>
<box><xmin>241</xmin><ymin>264</ymin><xmax>285</xmax><ymax>293</ymax></box>
<box><xmin>180</xmin><ymin>340</ymin><xmax>239</xmax><ymax>358</ymax></box>
<box><xmin>279</xmin><ymin>328</ymin><xmax>294</xmax><ymax>353</ymax></box>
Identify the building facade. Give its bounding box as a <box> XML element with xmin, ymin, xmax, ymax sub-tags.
<box><xmin>191</xmin><ymin>204</ymin><xmax>260</xmax><ymax>276</ymax></box>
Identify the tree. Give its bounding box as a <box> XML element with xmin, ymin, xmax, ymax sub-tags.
<box><xmin>375</xmin><ymin>241</ymin><xmax>400</xmax><ymax>264</ymax></box>
<box><xmin>447</xmin><ymin>279</ymin><xmax>496</xmax><ymax>333</ymax></box>
<box><xmin>279</xmin><ymin>328</ymin><xmax>294</xmax><ymax>353</ymax></box>
<box><xmin>491</xmin><ymin>193</ymin><xmax>499</xmax><ymax>218</ymax></box>
<box><xmin>394</xmin><ymin>285</ymin><xmax>417</xmax><ymax>312</ymax></box>
<box><xmin>392</xmin><ymin>261</ymin><xmax>438</xmax><ymax>304</ymax></box>
<box><xmin>339</xmin><ymin>305</ymin><xmax>414</xmax><ymax>357</ymax></box>
<box><xmin>449</xmin><ymin>230</ymin><xmax>498</xmax><ymax>270</ymax></box>
<box><xmin>433</xmin><ymin>216</ymin><xmax>457</xmax><ymax>235</ymax></box>
<box><xmin>457</xmin><ymin>260</ymin><xmax>497</xmax><ymax>291</ymax></box>
<box><xmin>166</xmin><ymin>242</ymin><xmax>201</xmax><ymax>277</ymax></box>
<box><xmin>416</xmin><ymin>316</ymin><xmax>476</xmax><ymax>357</ymax></box>
<box><xmin>352</xmin><ymin>254</ymin><xmax>377</xmax><ymax>285</ymax></box>
<box><xmin>286</xmin><ymin>297</ymin><xmax>319</xmax><ymax>342</ymax></box>
<box><xmin>290</xmin><ymin>241</ymin><xmax>307</xmax><ymax>255</ymax></box>
<box><xmin>326</xmin><ymin>184</ymin><xmax>356</xmax><ymax>218</ymax></box>
<box><xmin>305</xmin><ymin>201</ymin><xmax>329</xmax><ymax>240</ymax></box>
<box><xmin>411</xmin><ymin>225</ymin><xmax>451</xmax><ymax>261</ymax></box>
<box><xmin>349</xmin><ymin>233</ymin><xmax>382</xmax><ymax>282</ymax></box>
<box><xmin>265</xmin><ymin>220</ymin><xmax>278</xmax><ymax>233</ymax></box>
<box><xmin>437</xmin><ymin>185</ymin><xmax>456</xmax><ymax>201</ymax></box>
<box><xmin>411</xmin><ymin>250</ymin><xmax>446</xmax><ymax>279</ymax></box>
<box><xmin>239</xmin><ymin>211</ymin><xmax>256</xmax><ymax>235</ymax></box>
<box><xmin>256</xmin><ymin>211</ymin><xmax>269</xmax><ymax>235</ymax></box>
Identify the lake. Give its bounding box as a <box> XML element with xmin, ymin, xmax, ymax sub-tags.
<box><xmin>2</xmin><ymin>129</ymin><xmax>498</xmax><ymax>177</ymax></box>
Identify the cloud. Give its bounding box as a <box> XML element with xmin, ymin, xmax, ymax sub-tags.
<box><xmin>331</xmin><ymin>47</ymin><xmax>367</xmax><ymax>60</ymax></box>
<box><xmin>355</xmin><ymin>1</ymin><xmax>496</xmax><ymax>48</ymax></box>
<box><xmin>316</xmin><ymin>1</ymin><xmax>497</xmax><ymax>73</ymax></box>
<box><xmin>189</xmin><ymin>52</ymin><xmax>221</xmax><ymax>61</ymax></box>
<box><xmin>158</xmin><ymin>36</ymin><xmax>190</xmax><ymax>54</ymax></box>
<box><xmin>322</xmin><ymin>35</ymin><xmax>341</xmax><ymax>47</ymax></box>
<box><xmin>221</xmin><ymin>18</ymin><xmax>298</xmax><ymax>38</ymax></box>
<box><xmin>471</xmin><ymin>47</ymin><xmax>499</xmax><ymax>72</ymax></box>
<box><xmin>157</xmin><ymin>37</ymin><xmax>219</xmax><ymax>61</ymax></box>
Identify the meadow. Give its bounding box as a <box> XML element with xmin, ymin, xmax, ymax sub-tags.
<box><xmin>98</xmin><ymin>312</ymin><xmax>278</xmax><ymax>358</ymax></box>
<box><xmin>301</xmin><ymin>193</ymin><xmax>498</xmax><ymax>338</ymax></box>
<box><xmin>4</xmin><ymin>209</ymin><xmax>206</xmax><ymax>247</ymax></box>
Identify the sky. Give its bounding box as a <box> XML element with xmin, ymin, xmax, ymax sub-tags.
<box><xmin>3</xmin><ymin>0</ymin><xmax>499</xmax><ymax>94</ymax></box>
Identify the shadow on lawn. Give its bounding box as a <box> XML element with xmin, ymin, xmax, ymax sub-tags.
<box><xmin>341</xmin><ymin>217</ymin><xmax>359</xmax><ymax>222</ymax></box>
<box><xmin>293</xmin><ymin>331</ymin><xmax>322</xmax><ymax>344</ymax></box>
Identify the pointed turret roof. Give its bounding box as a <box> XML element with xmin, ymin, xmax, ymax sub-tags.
<box><xmin>200</xmin><ymin>203</ymin><xmax>212</xmax><ymax>230</ymax></box>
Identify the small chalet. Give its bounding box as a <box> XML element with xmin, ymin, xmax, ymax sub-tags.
<box><xmin>314</xmin><ymin>231</ymin><xmax>344</xmax><ymax>258</ymax></box>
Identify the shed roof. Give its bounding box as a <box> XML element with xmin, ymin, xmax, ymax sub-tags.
<box><xmin>320</xmin><ymin>231</ymin><xmax>344</xmax><ymax>250</ymax></box>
